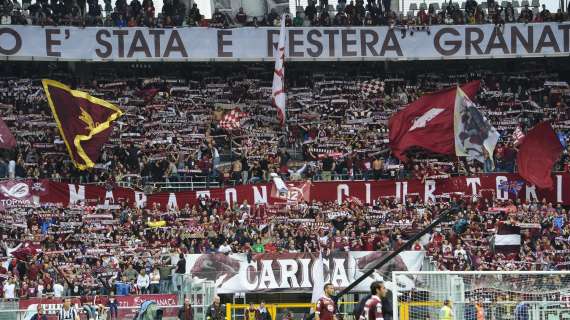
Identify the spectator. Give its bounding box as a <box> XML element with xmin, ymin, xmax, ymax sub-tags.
<box><xmin>174</xmin><ymin>253</ymin><xmax>185</xmax><ymax>291</ymax></box>
<box><xmin>149</xmin><ymin>266</ymin><xmax>160</xmax><ymax>294</ymax></box>
<box><xmin>235</xmin><ymin>7</ymin><xmax>247</xmax><ymax>25</ymax></box>
<box><xmin>136</xmin><ymin>268</ymin><xmax>150</xmax><ymax>294</ymax></box>
<box><xmin>179</xmin><ymin>297</ymin><xmax>193</xmax><ymax>320</ymax></box>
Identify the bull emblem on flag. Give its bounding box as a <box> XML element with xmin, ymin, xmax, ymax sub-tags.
<box><xmin>454</xmin><ymin>87</ymin><xmax>500</xmax><ymax>163</ymax></box>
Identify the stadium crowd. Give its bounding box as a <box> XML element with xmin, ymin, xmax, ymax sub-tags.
<box><xmin>0</xmin><ymin>65</ymin><xmax>569</xmax><ymax>188</ymax></box>
<box><xmin>0</xmin><ymin>0</ymin><xmax>569</xmax><ymax>27</ymax></box>
<box><xmin>0</xmin><ymin>60</ymin><xmax>568</xmax><ymax>303</ymax></box>
<box><xmin>0</xmin><ymin>193</ymin><xmax>569</xmax><ymax>301</ymax></box>
<box><xmin>0</xmin><ymin>57</ymin><xmax>570</xmax><ymax>308</ymax></box>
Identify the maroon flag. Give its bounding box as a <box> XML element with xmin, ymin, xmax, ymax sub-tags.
<box><xmin>389</xmin><ymin>81</ymin><xmax>480</xmax><ymax>161</ymax></box>
<box><xmin>517</xmin><ymin>122</ymin><xmax>563</xmax><ymax>189</ymax></box>
<box><xmin>0</xmin><ymin>117</ymin><xmax>16</xmax><ymax>149</ymax></box>
<box><xmin>42</xmin><ymin>80</ymin><xmax>124</xmax><ymax>170</ymax></box>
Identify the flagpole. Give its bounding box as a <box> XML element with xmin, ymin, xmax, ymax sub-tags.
<box><xmin>334</xmin><ymin>202</ymin><xmax>464</xmax><ymax>300</ymax></box>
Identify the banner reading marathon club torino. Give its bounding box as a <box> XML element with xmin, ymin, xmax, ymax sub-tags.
<box><xmin>0</xmin><ymin>23</ymin><xmax>569</xmax><ymax>61</ymax></box>
<box><xmin>26</xmin><ymin>173</ymin><xmax>570</xmax><ymax>209</ymax></box>
<box><xmin>181</xmin><ymin>251</ymin><xmax>425</xmax><ymax>293</ymax></box>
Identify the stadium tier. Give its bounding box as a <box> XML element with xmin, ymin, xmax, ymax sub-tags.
<box><xmin>2</xmin><ymin>0</ymin><xmax>570</xmax><ymax>319</ymax></box>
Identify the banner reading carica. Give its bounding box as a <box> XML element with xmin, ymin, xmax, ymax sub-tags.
<box><xmin>182</xmin><ymin>251</ymin><xmax>425</xmax><ymax>293</ymax></box>
<box><xmin>0</xmin><ymin>23</ymin><xmax>569</xmax><ymax>61</ymax></box>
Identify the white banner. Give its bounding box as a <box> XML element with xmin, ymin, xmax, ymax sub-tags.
<box><xmin>181</xmin><ymin>251</ymin><xmax>425</xmax><ymax>293</ymax></box>
<box><xmin>0</xmin><ymin>24</ymin><xmax>569</xmax><ymax>61</ymax></box>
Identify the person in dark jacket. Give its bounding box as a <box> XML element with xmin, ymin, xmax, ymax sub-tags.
<box><xmin>353</xmin><ymin>281</ymin><xmax>393</xmax><ymax>320</ymax></box>
<box><xmin>179</xmin><ymin>297</ymin><xmax>193</xmax><ymax>320</ymax></box>
<box><xmin>207</xmin><ymin>296</ymin><xmax>224</xmax><ymax>320</ymax></box>
<box><xmin>30</xmin><ymin>305</ymin><xmax>48</xmax><ymax>320</ymax></box>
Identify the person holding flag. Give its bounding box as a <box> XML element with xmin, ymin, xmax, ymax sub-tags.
<box><xmin>271</xmin><ymin>14</ymin><xmax>287</xmax><ymax>127</ymax></box>
<box><xmin>42</xmin><ymin>80</ymin><xmax>123</xmax><ymax>170</ymax></box>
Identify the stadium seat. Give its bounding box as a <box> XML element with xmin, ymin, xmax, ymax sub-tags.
<box><xmin>430</xmin><ymin>3</ymin><xmax>440</xmax><ymax>11</ymax></box>
<box><xmin>512</xmin><ymin>0</ymin><xmax>520</xmax><ymax>6</ymax></box>
<box><xmin>530</xmin><ymin>0</ymin><xmax>539</xmax><ymax>7</ymax></box>
<box><xmin>296</xmin><ymin>6</ymin><xmax>304</xmax><ymax>13</ymax></box>
<box><xmin>419</xmin><ymin>2</ymin><xmax>428</xmax><ymax>10</ymax></box>
<box><xmin>501</xmin><ymin>1</ymin><xmax>510</xmax><ymax>7</ymax></box>
<box><xmin>521</xmin><ymin>0</ymin><xmax>529</xmax><ymax>6</ymax></box>
<box><xmin>480</xmin><ymin>2</ymin><xmax>488</xmax><ymax>8</ymax></box>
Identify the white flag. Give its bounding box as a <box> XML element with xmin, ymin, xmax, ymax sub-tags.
<box><xmin>271</xmin><ymin>14</ymin><xmax>287</xmax><ymax>126</ymax></box>
<box><xmin>311</xmin><ymin>251</ymin><xmax>325</xmax><ymax>303</ymax></box>
<box><xmin>454</xmin><ymin>87</ymin><xmax>500</xmax><ymax>163</ymax></box>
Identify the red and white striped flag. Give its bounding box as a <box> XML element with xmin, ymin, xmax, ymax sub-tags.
<box><xmin>271</xmin><ymin>15</ymin><xmax>287</xmax><ymax>127</ymax></box>
<box><xmin>219</xmin><ymin>108</ymin><xmax>247</xmax><ymax>130</ymax></box>
<box><xmin>512</xmin><ymin>125</ymin><xmax>525</xmax><ymax>146</ymax></box>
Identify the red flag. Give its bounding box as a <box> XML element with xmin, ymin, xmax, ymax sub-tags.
<box><xmin>0</xmin><ymin>117</ymin><xmax>16</xmax><ymax>149</ymax></box>
<box><xmin>516</xmin><ymin>122</ymin><xmax>563</xmax><ymax>189</ymax></box>
<box><xmin>42</xmin><ymin>80</ymin><xmax>124</xmax><ymax>170</ymax></box>
<box><xmin>389</xmin><ymin>81</ymin><xmax>480</xmax><ymax>161</ymax></box>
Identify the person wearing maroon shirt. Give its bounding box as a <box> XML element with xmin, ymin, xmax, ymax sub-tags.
<box><xmin>315</xmin><ymin>283</ymin><xmax>337</xmax><ymax>320</ymax></box>
<box><xmin>361</xmin><ymin>281</ymin><xmax>387</xmax><ymax>320</ymax></box>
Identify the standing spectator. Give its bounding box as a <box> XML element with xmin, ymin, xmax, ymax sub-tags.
<box><xmin>53</xmin><ymin>281</ymin><xmax>64</xmax><ymax>297</ymax></box>
<box><xmin>174</xmin><ymin>253</ymin><xmax>186</xmax><ymax>291</ymax></box>
<box><xmin>3</xmin><ymin>277</ymin><xmax>16</xmax><ymax>300</ymax></box>
<box><xmin>258</xmin><ymin>301</ymin><xmax>271</xmax><ymax>320</ymax></box>
<box><xmin>123</xmin><ymin>264</ymin><xmax>138</xmax><ymax>283</ymax></box>
<box><xmin>235</xmin><ymin>7</ymin><xmax>247</xmax><ymax>25</ymax></box>
<box><xmin>187</xmin><ymin>3</ymin><xmax>201</xmax><ymax>25</ymax></box>
<box><xmin>159</xmin><ymin>258</ymin><xmax>174</xmax><ymax>293</ymax></box>
<box><xmin>179</xmin><ymin>297</ymin><xmax>193</xmax><ymax>320</ymax></box>
<box><xmin>149</xmin><ymin>266</ymin><xmax>160</xmax><ymax>294</ymax></box>
<box><xmin>107</xmin><ymin>293</ymin><xmax>119</xmax><ymax>320</ymax></box>
<box><xmin>136</xmin><ymin>268</ymin><xmax>150</xmax><ymax>294</ymax></box>
<box><xmin>321</xmin><ymin>155</ymin><xmax>334</xmax><ymax>181</ymax></box>
<box><xmin>207</xmin><ymin>296</ymin><xmax>224</xmax><ymax>320</ymax></box>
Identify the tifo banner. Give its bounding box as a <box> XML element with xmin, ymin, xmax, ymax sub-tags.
<box><xmin>182</xmin><ymin>251</ymin><xmax>425</xmax><ymax>293</ymax></box>
<box><xmin>34</xmin><ymin>173</ymin><xmax>570</xmax><ymax>208</ymax></box>
<box><xmin>19</xmin><ymin>294</ymin><xmax>178</xmax><ymax>320</ymax></box>
<box><xmin>0</xmin><ymin>24</ymin><xmax>569</xmax><ymax>61</ymax></box>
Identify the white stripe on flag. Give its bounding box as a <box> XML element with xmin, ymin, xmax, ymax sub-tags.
<box><xmin>495</xmin><ymin>234</ymin><xmax>521</xmax><ymax>246</ymax></box>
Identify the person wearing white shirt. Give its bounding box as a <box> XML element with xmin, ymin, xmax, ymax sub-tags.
<box><xmin>3</xmin><ymin>278</ymin><xmax>16</xmax><ymax>300</ymax></box>
<box><xmin>53</xmin><ymin>282</ymin><xmax>64</xmax><ymax>298</ymax></box>
<box><xmin>218</xmin><ymin>241</ymin><xmax>233</xmax><ymax>254</ymax></box>
<box><xmin>136</xmin><ymin>269</ymin><xmax>150</xmax><ymax>294</ymax></box>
